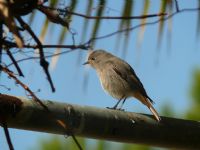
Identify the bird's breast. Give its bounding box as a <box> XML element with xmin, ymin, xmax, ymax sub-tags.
<box><xmin>96</xmin><ymin>69</ymin><xmax>132</xmax><ymax>100</ymax></box>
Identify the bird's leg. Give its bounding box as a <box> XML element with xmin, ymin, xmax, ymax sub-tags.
<box><xmin>106</xmin><ymin>97</ymin><xmax>125</xmax><ymax>110</ymax></box>
<box><xmin>118</xmin><ymin>98</ymin><xmax>127</xmax><ymax>110</ymax></box>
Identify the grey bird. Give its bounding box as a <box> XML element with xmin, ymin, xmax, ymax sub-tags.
<box><xmin>83</xmin><ymin>50</ymin><xmax>161</xmax><ymax>122</ymax></box>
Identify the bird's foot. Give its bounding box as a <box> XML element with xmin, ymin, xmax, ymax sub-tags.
<box><xmin>106</xmin><ymin>106</ymin><xmax>115</xmax><ymax>110</ymax></box>
<box><xmin>106</xmin><ymin>107</ymin><xmax>124</xmax><ymax>111</ymax></box>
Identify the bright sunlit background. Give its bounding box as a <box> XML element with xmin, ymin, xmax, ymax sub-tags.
<box><xmin>0</xmin><ymin>0</ymin><xmax>200</xmax><ymax>150</ymax></box>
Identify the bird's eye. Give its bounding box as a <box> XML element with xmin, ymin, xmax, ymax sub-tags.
<box><xmin>91</xmin><ymin>57</ymin><xmax>96</xmax><ymax>60</ymax></box>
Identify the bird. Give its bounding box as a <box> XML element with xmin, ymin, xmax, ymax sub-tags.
<box><xmin>83</xmin><ymin>50</ymin><xmax>161</xmax><ymax>122</ymax></box>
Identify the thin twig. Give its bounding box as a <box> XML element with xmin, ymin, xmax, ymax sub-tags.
<box><xmin>0</xmin><ymin>65</ymin><xmax>49</xmax><ymax>111</ymax></box>
<box><xmin>71</xmin><ymin>135</ymin><xmax>83</xmax><ymax>150</ymax></box>
<box><xmin>174</xmin><ymin>0</ymin><xmax>180</xmax><ymax>12</ymax></box>
<box><xmin>69</xmin><ymin>11</ymin><xmax>167</xmax><ymax>20</ymax></box>
<box><xmin>0</xmin><ymin>84</ymin><xmax>11</xmax><ymax>90</ymax></box>
<box><xmin>7</xmin><ymin>49</ymin><xmax>78</xmax><ymax>67</ymax></box>
<box><xmin>6</xmin><ymin>49</ymin><xmax>24</xmax><ymax>77</ymax></box>
<box><xmin>1</xmin><ymin>120</ymin><xmax>14</xmax><ymax>150</ymax></box>
<box><xmin>4</xmin><ymin>8</ymin><xmax>200</xmax><ymax>68</ymax></box>
<box><xmin>16</xmin><ymin>17</ymin><xmax>55</xmax><ymax>92</ymax></box>
<box><xmin>44</xmin><ymin>5</ymin><xmax>167</xmax><ymax>20</ymax></box>
<box><xmin>2</xmin><ymin>39</ymin><xmax>89</xmax><ymax>50</ymax></box>
<box><xmin>84</xmin><ymin>7</ymin><xmax>200</xmax><ymax>45</ymax></box>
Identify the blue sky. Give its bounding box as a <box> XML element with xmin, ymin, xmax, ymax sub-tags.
<box><xmin>0</xmin><ymin>0</ymin><xmax>200</xmax><ymax>149</ymax></box>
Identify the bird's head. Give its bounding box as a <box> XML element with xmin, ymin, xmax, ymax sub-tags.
<box><xmin>83</xmin><ymin>50</ymin><xmax>112</xmax><ymax>69</ymax></box>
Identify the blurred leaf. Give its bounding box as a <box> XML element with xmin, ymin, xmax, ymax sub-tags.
<box><xmin>0</xmin><ymin>0</ymin><xmax>23</xmax><ymax>48</ymax></box>
<box><xmin>77</xmin><ymin>0</ymin><xmax>93</xmax><ymax>66</ymax></box>
<box><xmin>36</xmin><ymin>136</ymin><xmax>87</xmax><ymax>150</ymax></box>
<box><xmin>166</xmin><ymin>1</ymin><xmax>173</xmax><ymax>52</ymax></box>
<box><xmin>64</xmin><ymin>137</ymin><xmax>86</xmax><ymax>150</ymax></box>
<box><xmin>39</xmin><ymin>0</ymin><xmax>58</xmax><ymax>42</ymax></box>
<box><xmin>90</xmin><ymin>0</ymin><xmax>106</xmax><ymax>46</ymax></box>
<box><xmin>185</xmin><ymin>69</ymin><xmax>200</xmax><ymax>120</ymax></box>
<box><xmin>39</xmin><ymin>137</ymin><xmax>63</xmax><ymax>150</ymax></box>
<box><xmin>81</xmin><ymin>0</ymin><xmax>93</xmax><ymax>42</ymax></box>
<box><xmin>157</xmin><ymin>0</ymin><xmax>172</xmax><ymax>48</ymax></box>
<box><xmin>50</xmin><ymin>0</ymin><xmax>77</xmax><ymax>70</ymax></box>
<box><xmin>50</xmin><ymin>48</ymin><xmax>60</xmax><ymax>70</ymax></box>
<box><xmin>33</xmin><ymin>136</ymin><xmax>156</xmax><ymax>150</ymax></box>
<box><xmin>137</xmin><ymin>0</ymin><xmax>149</xmax><ymax>48</ymax></box>
<box><xmin>39</xmin><ymin>18</ymin><xmax>49</xmax><ymax>42</ymax></box>
<box><xmin>190</xmin><ymin>69</ymin><xmax>200</xmax><ymax>105</ymax></box>
<box><xmin>28</xmin><ymin>10</ymin><xmax>36</xmax><ymax>25</ymax></box>
<box><xmin>161</xmin><ymin>102</ymin><xmax>174</xmax><ymax>117</ymax></box>
<box><xmin>121</xmin><ymin>0</ymin><xmax>133</xmax><ymax>58</ymax></box>
<box><xmin>186</xmin><ymin>105</ymin><xmax>200</xmax><ymax>120</ymax></box>
<box><xmin>157</xmin><ymin>0</ymin><xmax>167</xmax><ymax>48</ymax></box>
<box><xmin>49</xmin><ymin>0</ymin><xmax>58</xmax><ymax>7</ymax></box>
<box><xmin>115</xmin><ymin>0</ymin><xmax>133</xmax><ymax>55</ymax></box>
<box><xmin>57</xmin><ymin>0</ymin><xmax>77</xmax><ymax>44</ymax></box>
<box><xmin>122</xmin><ymin>143</ymin><xmax>152</xmax><ymax>150</ymax></box>
<box><xmin>95</xmin><ymin>140</ymin><xmax>106</xmax><ymax>150</ymax></box>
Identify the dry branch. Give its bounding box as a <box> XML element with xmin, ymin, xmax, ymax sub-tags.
<box><xmin>0</xmin><ymin>65</ymin><xmax>48</xmax><ymax>111</ymax></box>
<box><xmin>0</xmin><ymin>94</ymin><xmax>199</xmax><ymax>149</ymax></box>
<box><xmin>16</xmin><ymin>17</ymin><xmax>55</xmax><ymax>92</ymax></box>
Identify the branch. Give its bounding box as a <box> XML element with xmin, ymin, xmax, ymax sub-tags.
<box><xmin>68</xmin><ymin>11</ymin><xmax>167</xmax><ymax>20</ymax></box>
<box><xmin>0</xmin><ymin>65</ymin><xmax>48</xmax><ymax>111</ymax></box>
<box><xmin>1</xmin><ymin>39</ymin><xmax>89</xmax><ymax>50</ymax></box>
<box><xmin>6</xmin><ymin>49</ymin><xmax>24</xmax><ymax>77</ymax></box>
<box><xmin>16</xmin><ymin>17</ymin><xmax>55</xmax><ymax>92</ymax></box>
<box><xmin>1</xmin><ymin>121</ymin><xmax>14</xmax><ymax>150</ymax></box>
<box><xmin>174</xmin><ymin>0</ymin><xmax>180</xmax><ymax>12</ymax></box>
<box><xmin>0</xmin><ymin>94</ymin><xmax>200</xmax><ymax>149</ymax></box>
<box><xmin>44</xmin><ymin>6</ymin><xmax>167</xmax><ymax>20</ymax></box>
<box><xmin>0</xmin><ymin>67</ymin><xmax>83</xmax><ymax>150</ymax></box>
<box><xmin>84</xmin><ymin>7</ymin><xmax>200</xmax><ymax>45</ymax></box>
<box><xmin>7</xmin><ymin>49</ymin><xmax>79</xmax><ymax>67</ymax></box>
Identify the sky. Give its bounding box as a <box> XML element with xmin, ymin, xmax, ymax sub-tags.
<box><xmin>0</xmin><ymin>0</ymin><xmax>200</xmax><ymax>150</ymax></box>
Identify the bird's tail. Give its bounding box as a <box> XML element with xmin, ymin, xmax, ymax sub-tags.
<box><xmin>133</xmin><ymin>92</ymin><xmax>161</xmax><ymax>122</ymax></box>
<box><xmin>148</xmin><ymin>104</ymin><xmax>161</xmax><ymax>122</ymax></box>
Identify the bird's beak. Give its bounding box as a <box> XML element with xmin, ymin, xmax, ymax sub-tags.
<box><xmin>83</xmin><ymin>61</ymin><xmax>89</xmax><ymax>65</ymax></box>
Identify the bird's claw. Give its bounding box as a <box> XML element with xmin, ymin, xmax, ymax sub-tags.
<box><xmin>106</xmin><ymin>107</ymin><xmax>124</xmax><ymax>111</ymax></box>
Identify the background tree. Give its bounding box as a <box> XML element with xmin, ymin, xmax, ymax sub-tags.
<box><xmin>0</xmin><ymin>0</ymin><xmax>200</xmax><ymax>150</ymax></box>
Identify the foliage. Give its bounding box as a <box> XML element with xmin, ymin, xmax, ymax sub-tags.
<box><xmin>32</xmin><ymin>136</ymin><xmax>157</xmax><ymax>150</ymax></box>
<box><xmin>186</xmin><ymin>69</ymin><xmax>200</xmax><ymax>120</ymax></box>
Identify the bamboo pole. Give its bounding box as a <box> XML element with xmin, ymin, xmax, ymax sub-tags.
<box><xmin>0</xmin><ymin>94</ymin><xmax>199</xmax><ymax>149</ymax></box>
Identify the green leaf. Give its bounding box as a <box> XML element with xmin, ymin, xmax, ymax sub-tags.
<box><xmin>81</xmin><ymin>0</ymin><xmax>93</xmax><ymax>42</ymax></box>
<box><xmin>90</xmin><ymin>0</ymin><xmax>106</xmax><ymax>46</ymax></box>
<box><xmin>157</xmin><ymin>0</ymin><xmax>167</xmax><ymax>46</ymax></box>
<box><xmin>50</xmin><ymin>0</ymin><xmax>77</xmax><ymax>70</ymax></box>
<box><xmin>56</xmin><ymin>0</ymin><xmax>77</xmax><ymax>45</ymax></box>
<box><xmin>76</xmin><ymin>0</ymin><xmax>93</xmax><ymax>66</ymax></box>
<box><xmin>166</xmin><ymin>1</ymin><xmax>173</xmax><ymax>52</ymax></box>
<box><xmin>49</xmin><ymin>0</ymin><xmax>58</xmax><ymax>7</ymax></box>
<box><xmin>39</xmin><ymin>18</ymin><xmax>49</xmax><ymax>43</ymax></box>
<box><xmin>157</xmin><ymin>0</ymin><xmax>172</xmax><ymax>48</ymax></box>
<box><xmin>39</xmin><ymin>0</ymin><xmax>59</xmax><ymax>42</ymax></box>
<box><xmin>27</xmin><ymin>10</ymin><xmax>36</xmax><ymax>25</ymax></box>
<box><xmin>95</xmin><ymin>140</ymin><xmax>108</xmax><ymax>150</ymax></box>
<box><xmin>115</xmin><ymin>0</ymin><xmax>133</xmax><ymax>55</ymax></box>
<box><xmin>137</xmin><ymin>0</ymin><xmax>150</xmax><ymax>47</ymax></box>
<box><xmin>190</xmin><ymin>69</ymin><xmax>200</xmax><ymax>105</ymax></box>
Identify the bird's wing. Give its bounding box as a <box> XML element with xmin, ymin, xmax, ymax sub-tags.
<box><xmin>106</xmin><ymin>59</ymin><xmax>154</xmax><ymax>104</ymax></box>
